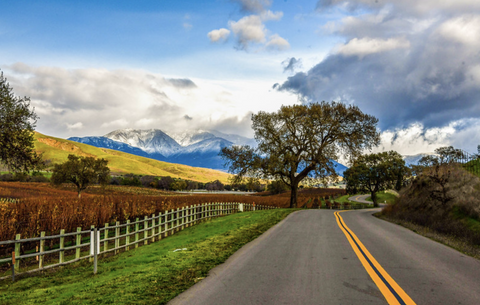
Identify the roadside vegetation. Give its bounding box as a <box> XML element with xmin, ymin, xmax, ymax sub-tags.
<box><xmin>365</xmin><ymin>192</ymin><xmax>398</xmax><ymax>205</ymax></box>
<box><xmin>379</xmin><ymin>147</ymin><xmax>480</xmax><ymax>257</ymax></box>
<box><xmin>344</xmin><ymin>151</ymin><xmax>408</xmax><ymax>207</ymax></box>
<box><xmin>0</xmin><ymin>209</ymin><xmax>296</xmax><ymax>304</ymax></box>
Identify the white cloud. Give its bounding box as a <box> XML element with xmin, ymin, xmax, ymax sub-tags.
<box><xmin>437</xmin><ymin>14</ymin><xmax>480</xmax><ymax>47</ymax></box>
<box><xmin>266</xmin><ymin>34</ymin><xmax>290</xmax><ymax>51</ymax></box>
<box><xmin>260</xmin><ymin>10</ymin><xmax>283</xmax><ymax>21</ymax></box>
<box><xmin>100</xmin><ymin>119</ymin><xmax>129</xmax><ymax>129</ymax></box>
<box><xmin>3</xmin><ymin>63</ymin><xmax>298</xmax><ymax>138</ymax></box>
<box><xmin>207</xmin><ymin>28</ymin><xmax>231</xmax><ymax>42</ymax></box>
<box><xmin>337</xmin><ymin>36</ymin><xmax>410</xmax><ymax>58</ymax></box>
<box><xmin>373</xmin><ymin>120</ymin><xmax>480</xmax><ymax>156</ymax></box>
<box><xmin>66</xmin><ymin>122</ymin><xmax>83</xmax><ymax>130</ymax></box>
<box><xmin>317</xmin><ymin>0</ymin><xmax>480</xmax><ymax>16</ymax></box>
<box><xmin>233</xmin><ymin>0</ymin><xmax>272</xmax><ymax>13</ymax></box>
<box><xmin>227</xmin><ymin>10</ymin><xmax>287</xmax><ymax>51</ymax></box>
<box><xmin>229</xmin><ymin>15</ymin><xmax>267</xmax><ymax>48</ymax></box>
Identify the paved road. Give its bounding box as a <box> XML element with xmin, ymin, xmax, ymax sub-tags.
<box><xmin>348</xmin><ymin>194</ymin><xmax>372</xmax><ymax>205</ymax></box>
<box><xmin>170</xmin><ymin>209</ymin><xmax>480</xmax><ymax>305</ymax></box>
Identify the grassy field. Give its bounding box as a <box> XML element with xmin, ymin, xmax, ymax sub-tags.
<box><xmin>365</xmin><ymin>192</ymin><xmax>398</xmax><ymax>205</ymax></box>
<box><xmin>34</xmin><ymin>132</ymin><xmax>231</xmax><ymax>184</ymax></box>
<box><xmin>0</xmin><ymin>209</ymin><xmax>296</xmax><ymax>304</ymax></box>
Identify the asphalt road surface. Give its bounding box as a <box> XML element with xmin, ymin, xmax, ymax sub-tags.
<box><xmin>170</xmin><ymin>209</ymin><xmax>480</xmax><ymax>305</ymax></box>
<box><xmin>348</xmin><ymin>195</ymin><xmax>372</xmax><ymax>205</ymax></box>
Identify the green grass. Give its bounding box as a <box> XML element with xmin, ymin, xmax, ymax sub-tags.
<box><xmin>0</xmin><ymin>209</ymin><xmax>296</xmax><ymax>305</ymax></box>
<box><xmin>464</xmin><ymin>159</ymin><xmax>480</xmax><ymax>178</ymax></box>
<box><xmin>335</xmin><ymin>194</ymin><xmax>359</xmax><ymax>204</ymax></box>
<box><xmin>34</xmin><ymin>132</ymin><xmax>231</xmax><ymax>184</ymax></box>
<box><xmin>365</xmin><ymin>192</ymin><xmax>398</xmax><ymax>205</ymax></box>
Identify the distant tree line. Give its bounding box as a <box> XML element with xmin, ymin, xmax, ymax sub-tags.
<box><xmin>0</xmin><ymin>167</ymin><xmax>269</xmax><ymax>192</ymax></box>
<box><xmin>109</xmin><ymin>174</ymin><xmax>266</xmax><ymax>192</ymax></box>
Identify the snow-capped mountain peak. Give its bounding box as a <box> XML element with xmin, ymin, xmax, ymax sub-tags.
<box><xmin>164</xmin><ymin>129</ymin><xmax>217</xmax><ymax>147</ymax></box>
<box><xmin>105</xmin><ymin>129</ymin><xmax>181</xmax><ymax>157</ymax></box>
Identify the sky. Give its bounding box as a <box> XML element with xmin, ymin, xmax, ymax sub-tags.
<box><xmin>1</xmin><ymin>0</ymin><xmax>480</xmax><ymax>155</ymax></box>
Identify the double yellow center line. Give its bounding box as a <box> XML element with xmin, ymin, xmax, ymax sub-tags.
<box><xmin>334</xmin><ymin>211</ymin><xmax>416</xmax><ymax>305</ymax></box>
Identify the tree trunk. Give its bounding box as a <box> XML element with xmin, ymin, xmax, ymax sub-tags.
<box><xmin>78</xmin><ymin>189</ymin><xmax>82</xmax><ymax>199</ymax></box>
<box><xmin>371</xmin><ymin>191</ymin><xmax>378</xmax><ymax>207</ymax></box>
<box><xmin>290</xmin><ymin>183</ymin><xmax>298</xmax><ymax>208</ymax></box>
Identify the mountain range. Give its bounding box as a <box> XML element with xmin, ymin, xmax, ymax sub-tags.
<box><xmin>68</xmin><ymin>128</ymin><xmax>349</xmax><ymax>175</ymax></box>
<box><xmin>402</xmin><ymin>153</ymin><xmax>432</xmax><ymax>167</ymax></box>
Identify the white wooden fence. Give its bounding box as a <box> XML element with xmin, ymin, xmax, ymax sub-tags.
<box><xmin>0</xmin><ymin>202</ymin><xmax>275</xmax><ymax>281</ymax></box>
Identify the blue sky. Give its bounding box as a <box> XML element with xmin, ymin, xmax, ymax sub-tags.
<box><xmin>2</xmin><ymin>0</ymin><xmax>480</xmax><ymax>155</ymax></box>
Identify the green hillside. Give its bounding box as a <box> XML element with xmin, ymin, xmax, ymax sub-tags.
<box><xmin>34</xmin><ymin>132</ymin><xmax>231</xmax><ymax>184</ymax></box>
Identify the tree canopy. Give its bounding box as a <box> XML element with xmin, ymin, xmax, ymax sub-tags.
<box><xmin>51</xmin><ymin>154</ymin><xmax>110</xmax><ymax>198</ymax></box>
<box><xmin>220</xmin><ymin>102</ymin><xmax>380</xmax><ymax>207</ymax></box>
<box><xmin>0</xmin><ymin>71</ymin><xmax>42</xmax><ymax>172</ymax></box>
<box><xmin>344</xmin><ymin>151</ymin><xmax>408</xmax><ymax>206</ymax></box>
<box><xmin>414</xmin><ymin>146</ymin><xmax>465</xmax><ymax>207</ymax></box>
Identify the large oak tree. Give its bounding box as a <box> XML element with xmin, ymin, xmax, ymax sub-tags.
<box><xmin>220</xmin><ymin>102</ymin><xmax>380</xmax><ymax>208</ymax></box>
<box><xmin>0</xmin><ymin>71</ymin><xmax>42</xmax><ymax>172</ymax></box>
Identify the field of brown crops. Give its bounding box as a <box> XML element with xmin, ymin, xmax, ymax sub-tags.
<box><xmin>0</xmin><ymin>182</ymin><xmax>345</xmax><ymax>240</ymax></box>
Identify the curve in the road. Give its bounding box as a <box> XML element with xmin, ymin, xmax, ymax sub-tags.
<box><xmin>348</xmin><ymin>194</ymin><xmax>372</xmax><ymax>204</ymax></box>
<box><xmin>335</xmin><ymin>211</ymin><xmax>416</xmax><ymax>305</ymax></box>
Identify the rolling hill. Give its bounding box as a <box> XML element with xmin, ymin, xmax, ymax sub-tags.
<box><xmin>33</xmin><ymin>132</ymin><xmax>231</xmax><ymax>184</ymax></box>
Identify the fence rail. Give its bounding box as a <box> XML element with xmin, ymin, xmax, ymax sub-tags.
<box><xmin>0</xmin><ymin>202</ymin><xmax>273</xmax><ymax>281</ymax></box>
<box><xmin>458</xmin><ymin>149</ymin><xmax>480</xmax><ymax>177</ymax></box>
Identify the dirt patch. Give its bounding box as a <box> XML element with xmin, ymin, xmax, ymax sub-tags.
<box><xmin>37</xmin><ymin>138</ymin><xmax>94</xmax><ymax>157</ymax></box>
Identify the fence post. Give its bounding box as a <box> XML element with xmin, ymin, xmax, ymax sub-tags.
<box><xmin>59</xmin><ymin>229</ymin><xmax>65</xmax><ymax>264</ymax></box>
<box><xmin>75</xmin><ymin>227</ymin><xmax>81</xmax><ymax>260</ymax></box>
<box><xmin>90</xmin><ymin>226</ymin><xmax>94</xmax><ymax>262</ymax></box>
<box><xmin>14</xmin><ymin>234</ymin><xmax>20</xmax><ymax>273</ymax></box>
<box><xmin>181</xmin><ymin>207</ymin><xmax>185</xmax><ymax>230</ymax></box>
<box><xmin>163</xmin><ymin>211</ymin><xmax>168</xmax><ymax>237</ymax></box>
<box><xmin>97</xmin><ymin>229</ymin><xmax>100</xmax><ymax>256</ymax></box>
<box><xmin>126</xmin><ymin>220</ymin><xmax>130</xmax><ymax>251</ymax></box>
<box><xmin>158</xmin><ymin>212</ymin><xmax>163</xmax><ymax>240</ymax></box>
<box><xmin>151</xmin><ymin>214</ymin><xmax>155</xmax><ymax>243</ymax></box>
<box><xmin>39</xmin><ymin>231</ymin><xmax>45</xmax><ymax>268</ymax></box>
<box><xmin>93</xmin><ymin>227</ymin><xmax>98</xmax><ymax>275</ymax></box>
<box><xmin>176</xmin><ymin>208</ymin><xmax>180</xmax><ymax>233</ymax></box>
<box><xmin>115</xmin><ymin>221</ymin><xmax>120</xmax><ymax>254</ymax></box>
<box><xmin>144</xmin><ymin>216</ymin><xmax>148</xmax><ymax>245</ymax></box>
<box><xmin>135</xmin><ymin>217</ymin><xmax>139</xmax><ymax>248</ymax></box>
<box><xmin>188</xmin><ymin>205</ymin><xmax>192</xmax><ymax>227</ymax></box>
<box><xmin>104</xmin><ymin>223</ymin><xmax>109</xmax><ymax>253</ymax></box>
<box><xmin>194</xmin><ymin>205</ymin><xmax>197</xmax><ymax>224</ymax></box>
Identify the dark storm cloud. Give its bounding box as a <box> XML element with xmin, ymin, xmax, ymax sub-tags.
<box><xmin>278</xmin><ymin>1</ymin><xmax>480</xmax><ymax>131</ymax></box>
<box><xmin>282</xmin><ymin>57</ymin><xmax>302</xmax><ymax>73</ymax></box>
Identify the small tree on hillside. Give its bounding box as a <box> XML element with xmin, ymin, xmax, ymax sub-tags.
<box><xmin>344</xmin><ymin>151</ymin><xmax>408</xmax><ymax>207</ymax></box>
<box><xmin>0</xmin><ymin>71</ymin><xmax>42</xmax><ymax>172</ymax></box>
<box><xmin>51</xmin><ymin>154</ymin><xmax>110</xmax><ymax>198</ymax></box>
<box><xmin>416</xmin><ymin>146</ymin><xmax>464</xmax><ymax>207</ymax></box>
<box><xmin>220</xmin><ymin>102</ymin><xmax>380</xmax><ymax>208</ymax></box>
